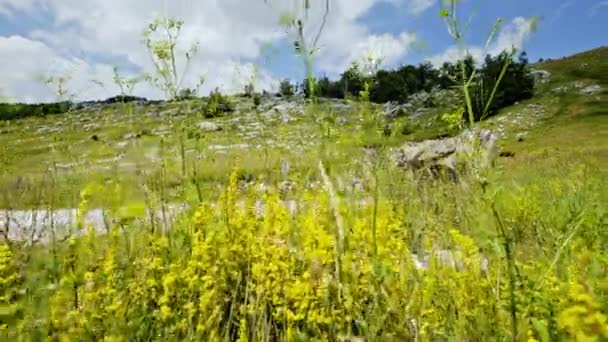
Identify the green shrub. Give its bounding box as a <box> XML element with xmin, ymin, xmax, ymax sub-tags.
<box><xmin>253</xmin><ymin>94</ymin><xmax>261</xmax><ymax>108</ymax></box>
<box><xmin>279</xmin><ymin>79</ymin><xmax>294</xmax><ymax>97</ymax></box>
<box><xmin>203</xmin><ymin>89</ymin><xmax>234</xmax><ymax>118</ymax></box>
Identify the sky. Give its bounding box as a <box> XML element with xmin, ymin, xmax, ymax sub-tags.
<box><xmin>0</xmin><ymin>0</ymin><xmax>606</xmax><ymax>103</ymax></box>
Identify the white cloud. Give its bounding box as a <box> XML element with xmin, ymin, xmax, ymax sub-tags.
<box><xmin>320</xmin><ymin>32</ymin><xmax>417</xmax><ymax>75</ymax></box>
<box><xmin>589</xmin><ymin>1</ymin><xmax>608</xmax><ymax>17</ymax></box>
<box><xmin>0</xmin><ymin>0</ymin><xmax>40</xmax><ymax>16</ymax></box>
<box><xmin>1</xmin><ymin>35</ymin><xmax>163</xmax><ymax>103</ymax></box>
<box><xmin>426</xmin><ymin>46</ymin><xmax>484</xmax><ymax>67</ymax></box>
<box><xmin>488</xmin><ymin>17</ymin><xmax>535</xmax><ymax>56</ymax></box>
<box><xmin>0</xmin><ymin>0</ymin><xmax>419</xmax><ymax>102</ymax></box>
<box><xmin>549</xmin><ymin>1</ymin><xmax>572</xmax><ymax>24</ymax></box>
<box><xmin>407</xmin><ymin>0</ymin><xmax>437</xmax><ymax>14</ymax></box>
<box><xmin>279</xmin><ymin>0</ymin><xmax>417</xmax><ymax>76</ymax></box>
<box><xmin>426</xmin><ymin>16</ymin><xmax>535</xmax><ymax>67</ymax></box>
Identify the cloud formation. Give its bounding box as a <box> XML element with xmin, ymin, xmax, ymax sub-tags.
<box><xmin>426</xmin><ymin>16</ymin><xmax>536</xmax><ymax>67</ymax></box>
<box><xmin>0</xmin><ymin>0</ymin><xmax>421</xmax><ymax>102</ymax></box>
<box><xmin>589</xmin><ymin>1</ymin><xmax>608</xmax><ymax>17</ymax></box>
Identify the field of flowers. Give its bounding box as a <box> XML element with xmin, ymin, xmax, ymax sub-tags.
<box><xmin>2</xmin><ymin>151</ymin><xmax>607</xmax><ymax>340</ymax></box>
<box><xmin>1</xmin><ymin>2</ymin><xmax>607</xmax><ymax>340</ymax></box>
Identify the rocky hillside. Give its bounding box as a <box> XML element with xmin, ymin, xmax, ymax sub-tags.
<box><xmin>0</xmin><ymin>47</ymin><xmax>606</xmax><ymax>209</ymax></box>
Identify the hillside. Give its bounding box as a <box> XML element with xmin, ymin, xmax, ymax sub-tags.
<box><xmin>1</xmin><ymin>47</ymin><xmax>606</xmax><ymax>208</ymax></box>
<box><xmin>1</xmin><ymin>47</ymin><xmax>607</xmax><ymax>340</ymax></box>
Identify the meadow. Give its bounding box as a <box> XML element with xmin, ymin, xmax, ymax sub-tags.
<box><xmin>0</xmin><ymin>7</ymin><xmax>607</xmax><ymax>342</ymax></box>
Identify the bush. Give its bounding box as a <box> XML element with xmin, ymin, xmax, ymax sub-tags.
<box><xmin>174</xmin><ymin>88</ymin><xmax>197</xmax><ymax>101</ymax></box>
<box><xmin>203</xmin><ymin>89</ymin><xmax>234</xmax><ymax>118</ymax></box>
<box><xmin>253</xmin><ymin>94</ymin><xmax>261</xmax><ymax>108</ymax></box>
<box><xmin>279</xmin><ymin>79</ymin><xmax>294</xmax><ymax>97</ymax></box>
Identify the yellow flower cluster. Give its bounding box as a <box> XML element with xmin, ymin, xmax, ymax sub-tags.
<box><xmin>2</xmin><ymin>164</ymin><xmax>607</xmax><ymax>341</ymax></box>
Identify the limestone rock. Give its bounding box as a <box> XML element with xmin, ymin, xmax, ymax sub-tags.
<box><xmin>198</xmin><ymin>121</ymin><xmax>222</xmax><ymax>132</ymax></box>
<box><xmin>580</xmin><ymin>85</ymin><xmax>602</xmax><ymax>95</ymax></box>
<box><xmin>393</xmin><ymin>129</ymin><xmax>498</xmax><ymax>180</ymax></box>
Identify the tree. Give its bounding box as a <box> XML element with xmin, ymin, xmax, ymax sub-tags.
<box><xmin>279</xmin><ymin>79</ymin><xmax>294</xmax><ymax>97</ymax></box>
<box><xmin>177</xmin><ymin>88</ymin><xmax>197</xmax><ymax>100</ymax></box>
<box><xmin>467</xmin><ymin>51</ymin><xmax>535</xmax><ymax>121</ymax></box>
<box><xmin>340</xmin><ymin>62</ymin><xmax>364</xmax><ymax>98</ymax></box>
<box><xmin>438</xmin><ymin>61</ymin><xmax>458</xmax><ymax>88</ymax></box>
<box><xmin>370</xmin><ymin>69</ymin><xmax>408</xmax><ymax>103</ymax></box>
<box><xmin>316</xmin><ymin>76</ymin><xmax>330</xmax><ymax>97</ymax></box>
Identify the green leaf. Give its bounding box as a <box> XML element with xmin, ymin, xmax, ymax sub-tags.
<box><xmin>531</xmin><ymin>318</ymin><xmax>551</xmax><ymax>342</ymax></box>
<box><xmin>439</xmin><ymin>9</ymin><xmax>450</xmax><ymax>17</ymax></box>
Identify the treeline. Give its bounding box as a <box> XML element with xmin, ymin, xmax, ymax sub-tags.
<box><xmin>0</xmin><ymin>96</ymin><xmax>153</xmax><ymax>121</ymax></box>
<box><xmin>0</xmin><ymin>102</ymin><xmax>72</xmax><ymax>121</ymax></box>
<box><xmin>284</xmin><ymin>51</ymin><xmax>535</xmax><ymax>121</ymax></box>
<box><xmin>1</xmin><ymin>51</ymin><xmax>534</xmax><ymax>122</ymax></box>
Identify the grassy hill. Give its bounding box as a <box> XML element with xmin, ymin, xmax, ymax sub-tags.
<box><xmin>487</xmin><ymin>47</ymin><xmax>608</xmax><ymax>185</ymax></box>
<box><xmin>1</xmin><ymin>47</ymin><xmax>605</xmax><ymax>208</ymax></box>
<box><xmin>1</xmin><ymin>47</ymin><xmax>607</xmax><ymax>340</ymax></box>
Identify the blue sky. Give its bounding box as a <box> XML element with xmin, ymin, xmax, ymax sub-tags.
<box><xmin>0</xmin><ymin>0</ymin><xmax>606</xmax><ymax>102</ymax></box>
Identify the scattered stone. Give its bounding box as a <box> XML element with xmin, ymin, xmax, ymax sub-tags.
<box><xmin>383</xmin><ymin>102</ymin><xmax>411</xmax><ymax>119</ymax></box>
<box><xmin>122</xmin><ymin>132</ymin><xmax>140</xmax><ymax>140</ymax></box>
<box><xmin>530</xmin><ymin>69</ymin><xmax>551</xmax><ymax>84</ymax></box>
<box><xmin>412</xmin><ymin>249</ymin><xmax>489</xmax><ymax>273</ymax></box>
<box><xmin>35</xmin><ymin>126</ymin><xmax>61</xmax><ymax>135</ymax></box>
<box><xmin>280</xmin><ymin>112</ymin><xmax>293</xmax><ymax>123</ymax></box>
<box><xmin>572</xmin><ymin>81</ymin><xmax>586</xmax><ymax>89</ymax></box>
<box><xmin>580</xmin><ymin>85</ymin><xmax>602</xmax><ymax>95</ymax></box>
<box><xmin>516</xmin><ymin>132</ymin><xmax>527</xmax><ymax>142</ymax></box>
<box><xmin>279</xmin><ymin>180</ymin><xmax>297</xmax><ymax>197</ymax></box>
<box><xmin>552</xmin><ymin>86</ymin><xmax>568</xmax><ymax>94</ymax></box>
<box><xmin>198</xmin><ymin>121</ymin><xmax>222</xmax><ymax>132</ymax></box>
<box><xmin>116</xmin><ymin>141</ymin><xmax>129</xmax><ymax>149</ymax></box>
<box><xmin>329</xmin><ymin>102</ymin><xmax>352</xmax><ymax>114</ymax></box>
<box><xmin>208</xmin><ymin>144</ymin><xmax>249</xmax><ymax>151</ymax></box>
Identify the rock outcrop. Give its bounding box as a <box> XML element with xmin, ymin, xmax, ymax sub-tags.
<box><xmin>392</xmin><ymin>129</ymin><xmax>498</xmax><ymax>180</ymax></box>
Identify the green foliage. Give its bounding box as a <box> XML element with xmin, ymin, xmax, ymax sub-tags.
<box><xmin>0</xmin><ymin>102</ymin><xmax>71</xmax><ymax>120</ymax></box>
<box><xmin>467</xmin><ymin>51</ymin><xmax>535</xmax><ymax>121</ymax></box>
<box><xmin>203</xmin><ymin>89</ymin><xmax>234</xmax><ymax>118</ymax></box>
<box><xmin>293</xmin><ymin>53</ymin><xmax>533</xmax><ymax>118</ymax></box>
<box><xmin>441</xmin><ymin>107</ymin><xmax>466</xmax><ymax>133</ymax></box>
<box><xmin>264</xmin><ymin>0</ymin><xmax>330</xmax><ymax>97</ymax></box>
<box><xmin>3</xmin><ymin>160</ymin><xmax>607</xmax><ymax>340</ymax></box>
<box><xmin>279</xmin><ymin>79</ymin><xmax>294</xmax><ymax>97</ymax></box>
<box><xmin>175</xmin><ymin>88</ymin><xmax>197</xmax><ymax>101</ymax></box>
<box><xmin>143</xmin><ymin>17</ymin><xmax>204</xmax><ymax>101</ymax></box>
<box><xmin>111</xmin><ymin>67</ymin><xmax>141</xmax><ymax>97</ymax></box>
<box><xmin>370</xmin><ymin>62</ymin><xmax>440</xmax><ymax>103</ymax></box>
<box><xmin>1</xmin><ymin>6</ymin><xmax>606</xmax><ymax>341</ymax></box>
<box><xmin>253</xmin><ymin>93</ymin><xmax>262</xmax><ymax>108</ymax></box>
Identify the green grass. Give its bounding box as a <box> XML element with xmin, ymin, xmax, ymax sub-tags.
<box><xmin>1</xmin><ymin>44</ymin><xmax>607</xmax><ymax>341</ymax></box>
<box><xmin>1</xmin><ymin>48</ymin><xmax>607</xmax><ymax>208</ymax></box>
